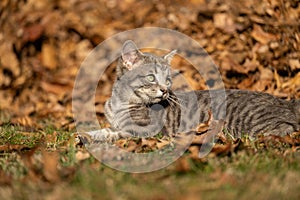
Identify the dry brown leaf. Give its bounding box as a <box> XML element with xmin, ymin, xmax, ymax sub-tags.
<box><xmin>22</xmin><ymin>24</ymin><xmax>44</xmax><ymax>43</ymax></box>
<box><xmin>192</xmin><ymin>133</ymin><xmax>209</xmax><ymax>145</ymax></box>
<box><xmin>0</xmin><ymin>144</ymin><xmax>30</xmax><ymax>152</ymax></box>
<box><xmin>195</xmin><ymin>110</ymin><xmax>212</xmax><ymax>133</ymax></box>
<box><xmin>211</xmin><ymin>143</ymin><xmax>232</xmax><ymax>156</ymax></box>
<box><xmin>273</xmin><ymin>70</ymin><xmax>282</xmax><ymax>89</ymax></box>
<box><xmin>75</xmin><ymin>151</ymin><xmax>90</xmax><ymax>162</ymax></box>
<box><xmin>141</xmin><ymin>138</ymin><xmax>157</xmax><ymax>149</ymax></box>
<box><xmin>0</xmin><ymin>170</ymin><xmax>12</xmax><ymax>186</ymax></box>
<box><xmin>195</xmin><ymin>123</ymin><xmax>209</xmax><ymax>133</ymax></box>
<box><xmin>217</xmin><ymin>131</ymin><xmax>229</xmax><ymax>144</ymax></box>
<box><xmin>125</xmin><ymin>140</ymin><xmax>139</xmax><ymax>152</ymax></box>
<box><xmin>213</xmin><ymin>13</ymin><xmax>236</xmax><ymax>33</ymax></box>
<box><xmin>156</xmin><ymin>139</ymin><xmax>170</xmax><ymax>149</ymax></box>
<box><xmin>175</xmin><ymin>157</ymin><xmax>190</xmax><ymax>172</ymax></box>
<box><xmin>251</xmin><ymin>24</ymin><xmax>278</xmax><ymax>44</ymax></box>
<box><xmin>188</xmin><ymin>146</ymin><xmax>200</xmax><ymax>159</ymax></box>
<box><xmin>42</xmin><ymin>151</ymin><xmax>60</xmax><ymax>183</ymax></box>
<box><xmin>10</xmin><ymin>116</ymin><xmax>35</xmax><ymax>127</ymax></box>
<box><xmin>42</xmin><ymin>43</ymin><xmax>57</xmax><ymax>70</ymax></box>
<box><xmin>20</xmin><ymin>145</ymin><xmax>41</xmax><ymax>182</ymax></box>
<box><xmin>289</xmin><ymin>59</ymin><xmax>300</xmax><ymax>71</ymax></box>
<box><xmin>242</xmin><ymin>58</ymin><xmax>259</xmax><ymax>74</ymax></box>
<box><xmin>221</xmin><ymin>56</ymin><xmax>256</xmax><ymax>74</ymax></box>
<box><xmin>0</xmin><ymin>42</ymin><xmax>20</xmax><ymax>78</ymax></box>
<box><xmin>256</xmin><ymin>135</ymin><xmax>297</xmax><ymax>149</ymax></box>
<box><xmin>282</xmin><ymin>72</ymin><xmax>300</xmax><ymax>89</ymax></box>
<box><xmin>40</xmin><ymin>81</ymin><xmax>71</xmax><ymax>97</ymax></box>
<box><xmin>237</xmin><ymin>76</ymin><xmax>256</xmax><ymax>89</ymax></box>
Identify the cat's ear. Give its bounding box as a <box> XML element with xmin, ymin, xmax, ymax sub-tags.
<box><xmin>121</xmin><ymin>40</ymin><xmax>143</xmax><ymax>70</ymax></box>
<box><xmin>163</xmin><ymin>50</ymin><xmax>177</xmax><ymax>64</ymax></box>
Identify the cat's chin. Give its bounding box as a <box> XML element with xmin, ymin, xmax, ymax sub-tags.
<box><xmin>152</xmin><ymin>98</ymin><xmax>163</xmax><ymax>103</ymax></box>
<box><xmin>150</xmin><ymin>96</ymin><xmax>168</xmax><ymax>104</ymax></box>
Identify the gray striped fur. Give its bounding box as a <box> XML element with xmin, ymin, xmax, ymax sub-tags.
<box><xmin>84</xmin><ymin>40</ymin><xmax>300</xmax><ymax>143</ymax></box>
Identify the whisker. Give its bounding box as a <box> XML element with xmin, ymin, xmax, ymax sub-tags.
<box><xmin>170</xmin><ymin>94</ymin><xmax>187</xmax><ymax>104</ymax></box>
<box><xmin>167</xmin><ymin>96</ymin><xmax>181</xmax><ymax>107</ymax></box>
<box><xmin>168</xmin><ymin>95</ymin><xmax>182</xmax><ymax>104</ymax></box>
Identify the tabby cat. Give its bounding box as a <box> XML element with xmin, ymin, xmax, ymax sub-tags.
<box><xmin>82</xmin><ymin>40</ymin><xmax>300</xmax><ymax>143</ymax></box>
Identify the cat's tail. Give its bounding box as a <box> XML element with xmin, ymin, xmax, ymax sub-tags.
<box><xmin>291</xmin><ymin>99</ymin><xmax>300</xmax><ymax>124</ymax></box>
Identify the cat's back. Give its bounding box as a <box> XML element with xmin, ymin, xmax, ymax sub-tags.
<box><xmin>181</xmin><ymin>89</ymin><xmax>291</xmax><ymax>109</ymax></box>
<box><xmin>176</xmin><ymin>89</ymin><xmax>298</xmax><ymax>136</ymax></box>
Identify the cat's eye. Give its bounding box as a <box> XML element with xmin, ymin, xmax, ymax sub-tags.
<box><xmin>166</xmin><ymin>79</ymin><xmax>171</xmax><ymax>87</ymax></box>
<box><xmin>146</xmin><ymin>74</ymin><xmax>155</xmax><ymax>82</ymax></box>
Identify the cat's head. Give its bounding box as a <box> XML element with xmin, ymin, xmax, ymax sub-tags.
<box><xmin>116</xmin><ymin>40</ymin><xmax>176</xmax><ymax>104</ymax></box>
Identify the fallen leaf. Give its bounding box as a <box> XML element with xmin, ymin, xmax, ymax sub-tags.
<box><xmin>274</xmin><ymin>70</ymin><xmax>282</xmax><ymax>89</ymax></box>
<box><xmin>10</xmin><ymin>116</ymin><xmax>35</xmax><ymax>127</ymax></box>
<box><xmin>22</xmin><ymin>24</ymin><xmax>44</xmax><ymax>43</ymax></box>
<box><xmin>0</xmin><ymin>170</ymin><xmax>12</xmax><ymax>186</ymax></box>
<box><xmin>126</xmin><ymin>140</ymin><xmax>138</xmax><ymax>152</ymax></box>
<box><xmin>75</xmin><ymin>151</ymin><xmax>90</xmax><ymax>161</ymax></box>
<box><xmin>213</xmin><ymin>13</ymin><xmax>236</xmax><ymax>33</ymax></box>
<box><xmin>42</xmin><ymin>43</ymin><xmax>57</xmax><ymax>70</ymax></box>
<box><xmin>188</xmin><ymin>146</ymin><xmax>200</xmax><ymax>159</ymax></box>
<box><xmin>141</xmin><ymin>138</ymin><xmax>157</xmax><ymax>150</ymax></box>
<box><xmin>156</xmin><ymin>139</ymin><xmax>170</xmax><ymax>149</ymax></box>
<box><xmin>211</xmin><ymin>143</ymin><xmax>232</xmax><ymax>156</ymax></box>
<box><xmin>42</xmin><ymin>151</ymin><xmax>60</xmax><ymax>183</ymax></box>
<box><xmin>282</xmin><ymin>72</ymin><xmax>300</xmax><ymax>89</ymax></box>
<box><xmin>175</xmin><ymin>157</ymin><xmax>190</xmax><ymax>172</ymax></box>
<box><xmin>0</xmin><ymin>144</ymin><xmax>30</xmax><ymax>152</ymax></box>
<box><xmin>289</xmin><ymin>59</ymin><xmax>300</xmax><ymax>71</ymax></box>
<box><xmin>0</xmin><ymin>42</ymin><xmax>20</xmax><ymax>78</ymax></box>
<box><xmin>251</xmin><ymin>24</ymin><xmax>278</xmax><ymax>44</ymax></box>
<box><xmin>40</xmin><ymin>81</ymin><xmax>71</xmax><ymax>97</ymax></box>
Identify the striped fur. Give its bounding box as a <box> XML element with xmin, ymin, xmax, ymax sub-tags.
<box><xmin>191</xmin><ymin>90</ymin><xmax>300</xmax><ymax>137</ymax></box>
<box><xmin>83</xmin><ymin>40</ymin><xmax>300</xmax><ymax>143</ymax></box>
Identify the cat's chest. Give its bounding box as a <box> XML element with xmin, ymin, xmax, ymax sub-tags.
<box><xmin>129</xmin><ymin>103</ymin><xmax>169</xmax><ymax>125</ymax></box>
<box><xmin>105</xmin><ymin>98</ymin><xmax>168</xmax><ymax>127</ymax></box>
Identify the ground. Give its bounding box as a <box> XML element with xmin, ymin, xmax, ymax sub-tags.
<box><xmin>0</xmin><ymin>0</ymin><xmax>300</xmax><ymax>199</ymax></box>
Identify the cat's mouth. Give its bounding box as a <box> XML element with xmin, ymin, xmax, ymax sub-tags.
<box><xmin>157</xmin><ymin>92</ymin><xmax>168</xmax><ymax>99</ymax></box>
<box><xmin>151</xmin><ymin>93</ymin><xmax>169</xmax><ymax>103</ymax></box>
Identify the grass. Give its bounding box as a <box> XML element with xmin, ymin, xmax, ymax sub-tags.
<box><xmin>0</xmin><ymin>124</ymin><xmax>41</xmax><ymax>148</ymax></box>
<box><xmin>0</xmin><ymin>124</ymin><xmax>300</xmax><ymax>200</ymax></box>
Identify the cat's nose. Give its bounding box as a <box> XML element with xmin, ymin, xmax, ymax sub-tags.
<box><xmin>160</xmin><ymin>88</ymin><xmax>168</xmax><ymax>96</ymax></box>
<box><xmin>160</xmin><ymin>88</ymin><xmax>167</xmax><ymax>95</ymax></box>
<box><xmin>159</xmin><ymin>87</ymin><xmax>168</xmax><ymax>98</ymax></box>
<box><xmin>160</xmin><ymin>86</ymin><xmax>168</xmax><ymax>93</ymax></box>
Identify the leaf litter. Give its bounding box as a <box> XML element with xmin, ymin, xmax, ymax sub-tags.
<box><xmin>0</xmin><ymin>0</ymin><xmax>300</xmax><ymax>199</ymax></box>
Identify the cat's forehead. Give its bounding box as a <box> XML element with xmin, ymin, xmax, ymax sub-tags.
<box><xmin>137</xmin><ymin>62</ymin><xmax>170</xmax><ymax>75</ymax></box>
<box><xmin>143</xmin><ymin>53</ymin><xmax>169</xmax><ymax>65</ymax></box>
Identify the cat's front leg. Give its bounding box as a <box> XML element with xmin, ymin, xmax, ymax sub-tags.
<box><xmin>78</xmin><ymin>128</ymin><xmax>131</xmax><ymax>144</ymax></box>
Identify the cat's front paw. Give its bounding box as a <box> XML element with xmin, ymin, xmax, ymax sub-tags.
<box><xmin>78</xmin><ymin>128</ymin><xmax>131</xmax><ymax>144</ymax></box>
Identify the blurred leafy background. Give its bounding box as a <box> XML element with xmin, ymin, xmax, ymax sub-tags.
<box><xmin>0</xmin><ymin>0</ymin><xmax>300</xmax><ymax>199</ymax></box>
